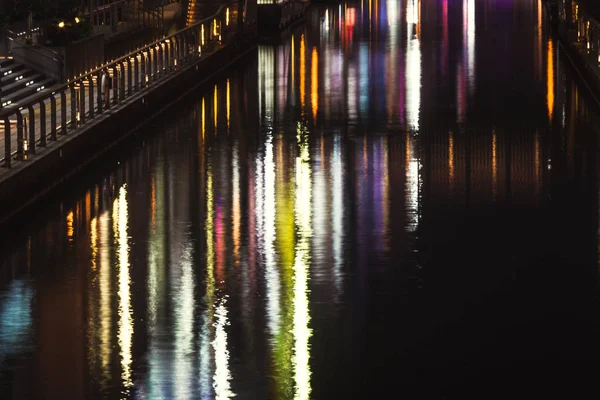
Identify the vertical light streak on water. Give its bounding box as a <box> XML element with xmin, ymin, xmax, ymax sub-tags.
<box><xmin>232</xmin><ymin>142</ymin><xmax>241</xmax><ymax>266</ymax></box>
<box><xmin>0</xmin><ymin>280</ymin><xmax>33</xmax><ymax>367</ymax></box>
<box><xmin>359</xmin><ymin>43</ymin><xmax>369</xmax><ymax>117</ymax></box>
<box><xmin>311</xmin><ymin>47</ymin><xmax>319</xmax><ymax>121</ymax></box>
<box><xmin>406</xmin><ymin>134</ymin><xmax>420</xmax><ymax>232</ymax></box>
<box><xmin>293</xmin><ymin>123</ymin><xmax>312</xmax><ymax>400</ymax></box>
<box><xmin>200</xmin><ymin>162</ymin><xmax>216</xmax><ymax>399</ymax></box>
<box><xmin>146</xmin><ymin>163</ymin><xmax>167</xmax><ymax>400</ymax></box>
<box><xmin>99</xmin><ymin>210</ymin><xmax>112</xmax><ymax>385</ymax></box>
<box><xmin>300</xmin><ymin>35</ymin><xmax>306</xmax><ymax>111</ymax></box>
<box><xmin>87</xmin><ymin>217</ymin><xmax>98</xmax><ymax>369</ymax></box>
<box><xmin>332</xmin><ymin>135</ymin><xmax>344</xmax><ymax>297</ymax></box>
<box><xmin>406</xmin><ymin>0</ymin><xmax>421</xmax><ymax>132</ymax></box>
<box><xmin>115</xmin><ymin>185</ymin><xmax>133</xmax><ymax>395</ymax></box>
<box><xmin>467</xmin><ymin>0</ymin><xmax>476</xmax><ymax>95</ymax></box>
<box><xmin>264</xmin><ymin>133</ymin><xmax>280</xmax><ymax>339</ymax></box>
<box><xmin>212</xmin><ymin>297</ymin><xmax>235</xmax><ymax>399</ymax></box>
<box><xmin>174</xmin><ymin>242</ymin><xmax>195</xmax><ymax>400</ymax></box>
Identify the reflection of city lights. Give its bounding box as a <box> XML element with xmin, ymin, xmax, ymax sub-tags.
<box><xmin>264</xmin><ymin>134</ymin><xmax>280</xmax><ymax>337</ymax></box>
<box><xmin>115</xmin><ymin>185</ymin><xmax>133</xmax><ymax>393</ymax></box>
<box><xmin>99</xmin><ymin>211</ymin><xmax>111</xmax><ymax>384</ymax></box>
<box><xmin>175</xmin><ymin>244</ymin><xmax>195</xmax><ymax>400</ymax></box>
<box><xmin>345</xmin><ymin>8</ymin><xmax>356</xmax><ymax>27</ymax></box>
<box><xmin>547</xmin><ymin>39</ymin><xmax>554</xmax><ymax>121</ymax></box>
<box><xmin>258</xmin><ymin>46</ymin><xmax>275</xmax><ymax>121</ymax></box>
<box><xmin>300</xmin><ymin>35</ymin><xmax>306</xmax><ymax>110</ymax></box>
<box><xmin>406</xmin><ymin>2</ymin><xmax>421</xmax><ymax>132</ymax></box>
<box><xmin>214</xmin><ymin>85</ymin><xmax>218</xmax><ymax>128</ymax></box>
<box><xmin>332</xmin><ymin>136</ymin><xmax>344</xmax><ymax>294</ymax></box>
<box><xmin>66</xmin><ymin>210</ymin><xmax>74</xmax><ymax>240</ymax></box>
<box><xmin>311</xmin><ymin>47</ymin><xmax>319</xmax><ymax>121</ymax></box>
<box><xmin>466</xmin><ymin>0</ymin><xmax>476</xmax><ymax>94</ymax></box>
<box><xmin>232</xmin><ymin>144</ymin><xmax>240</xmax><ymax>265</ymax></box>
<box><xmin>226</xmin><ymin>79</ymin><xmax>230</xmax><ymax>129</ymax></box>
<box><xmin>213</xmin><ymin>298</ymin><xmax>235</xmax><ymax>399</ymax></box>
<box><xmin>293</xmin><ymin>122</ymin><xmax>312</xmax><ymax>400</ymax></box>
<box><xmin>406</xmin><ymin>135</ymin><xmax>419</xmax><ymax>231</ymax></box>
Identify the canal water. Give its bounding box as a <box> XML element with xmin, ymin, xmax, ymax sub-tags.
<box><xmin>2</xmin><ymin>0</ymin><xmax>600</xmax><ymax>397</ymax></box>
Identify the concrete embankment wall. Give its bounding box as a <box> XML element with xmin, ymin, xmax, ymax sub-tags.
<box><xmin>0</xmin><ymin>33</ymin><xmax>257</xmax><ymax>226</ymax></box>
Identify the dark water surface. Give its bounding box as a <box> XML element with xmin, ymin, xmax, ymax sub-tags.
<box><xmin>3</xmin><ymin>0</ymin><xmax>600</xmax><ymax>397</ymax></box>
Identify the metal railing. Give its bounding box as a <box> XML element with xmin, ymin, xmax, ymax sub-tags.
<box><xmin>0</xmin><ymin>0</ymin><xmax>242</xmax><ymax>167</ymax></box>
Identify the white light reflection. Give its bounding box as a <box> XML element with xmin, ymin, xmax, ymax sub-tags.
<box><xmin>258</xmin><ymin>46</ymin><xmax>275</xmax><ymax>123</ymax></box>
<box><xmin>406</xmin><ymin>0</ymin><xmax>421</xmax><ymax>132</ymax></box>
<box><xmin>175</xmin><ymin>243</ymin><xmax>195</xmax><ymax>400</ymax></box>
<box><xmin>264</xmin><ymin>133</ymin><xmax>280</xmax><ymax>338</ymax></box>
<box><xmin>406</xmin><ymin>135</ymin><xmax>420</xmax><ymax>231</ymax></box>
<box><xmin>114</xmin><ymin>185</ymin><xmax>133</xmax><ymax>394</ymax></box>
<box><xmin>332</xmin><ymin>135</ymin><xmax>344</xmax><ymax>296</ymax></box>
<box><xmin>200</xmin><ymin>162</ymin><xmax>215</xmax><ymax>397</ymax></box>
<box><xmin>293</xmin><ymin>122</ymin><xmax>312</xmax><ymax>400</ymax></box>
<box><xmin>466</xmin><ymin>0</ymin><xmax>476</xmax><ymax>94</ymax></box>
<box><xmin>213</xmin><ymin>297</ymin><xmax>234</xmax><ymax>399</ymax></box>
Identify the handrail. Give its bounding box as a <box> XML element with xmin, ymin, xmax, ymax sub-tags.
<box><xmin>1</xmin><ymin>0</ymin><xmax>243</xmax><ymax>167</ymax></box>
<box><xmin>6</xmin><ymin>29</ymin><xmax>64</xmax><ymax>62</ymax></box>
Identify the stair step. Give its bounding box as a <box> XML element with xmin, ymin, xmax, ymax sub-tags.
<box><xmin>2</xmin><ymin>74</ymin><xmax>43</xmax><ymax>96</ymax></box>
<box><xmin>0</xmin><ymin>63</ymin><xmax>25</xmax><ymax>79</ymax></box>
<box><xmin>1</xmin><ymin>69</ymin><xmax>35</xmax><ymax>86</ymax></box>
<box><xmin>3</xmin><ymin>78</ymin><xmax>54</xmax><ymax>106</ymax></box>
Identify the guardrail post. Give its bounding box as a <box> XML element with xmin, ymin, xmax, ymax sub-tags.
<box><xmin>16</xmin><ymin>112</ymin><xmax>24</xmax><ymax>161</ymax></box>
<box><xmin>126</xmin><ymin>59</ymin><xmax>133</xmax><ymax>95</ymax></box>
<box><xmin>71</xmin><ymin>83</ymin><xmax>77</xmax><ymax>128</ymax></box>
<box><xmin>79</xmin><ymin>82</ymin><xmax>86</xmax><ymax>124</ymax></box>
<box><xmin>3</xmin><ymin>118</ymin><xmax>11</xmax><ymax>168</ymax></box>
<box><xmin>60</xmin><ymin>89</ymin><xmax>67</xmax><ymax>134</ymax></box>
<box><xmin>97</xmin><ymin>72</ymin><xmax>103</xmax><ymax>114</ymax></box>
<box><xmin>39</xmin><ymin>99</ymin><xmax>46</xmax><ymax>146</ymax></box>
<box><xmin>89</xmin><ymin>76</ymin><xmax>95</xmax><ymax>118</ymax></box>
<box><xmin>119</xmin><ymin>62</ymin><xmax>125</xmax><ymax>100</ymax></box>
<box><xmin>27</xmin><ymin>105</ymin><xmax>35</xmax><ymax>155</ymax></box>
<box><xmin>50</xmin><ymin>95</ymin><xmax>57</xmax><ymax>140</ymax></box>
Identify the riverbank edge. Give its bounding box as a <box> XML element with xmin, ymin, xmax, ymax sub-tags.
<box><xmin>0</xmin><ymin>32</ymin><xmax>258</xmax><ymax>227</ymax></box>
<box><xmin>551</xmin><ymin>3</ymin><xmax>600</xmax><ymax>104</ymax></box>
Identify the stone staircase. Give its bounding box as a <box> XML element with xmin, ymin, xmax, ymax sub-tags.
<box><xmin>0</xmin><ymin>58</ymin><xmax>54</xmax><ymax>108</ymax></box>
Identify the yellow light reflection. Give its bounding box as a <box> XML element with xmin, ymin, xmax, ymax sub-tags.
<box><xmin>90</xmin><ymin>217</ymin><xmax>98</xmax><ymax>271</ymax></box>
<box><xmin>214</xmin><ymin>85</ymin><xmax>218</xmax><ymax>129</ymax></box>
<box><xmin>200</xmin><ymin>161</ymin><xmax>216</xmax><ymax>396</ymax></box>
<box><xmin>202</xmin><ymin>97</ymin><xmax>206</xmax><ymax>139</ymax></box>
<box><xmin>293</xmin><ymin>122</ymin><xmax>312</xmax><ymax>400</ymax></box>
<box><xmin>226</xmin><ymin>79</ymin><xmax>231</xmax><ymax>129</ymax></box>
<box><xmin>264</xmin><ymin>133</ymin><xmax>280</xmax><ymax>337</ymax></box>
<box><xmin>114</xmin><ymin>185</ymin><xmax>133</xmax><ymax>394</ymax></box>
<box><xmin>99</xmin><ymin>211</ymin><xmax>111</xmax><ymax>384</ymax></box>
<box><xmin>311</xmin><ymin>47</ymin><xmax>318</xmax><ymax>121</ymax></box>
<box><xmin>547</xmin><ymin>39</ymin><xmax>554</xmax><ymax>121</ymax></box>
<box><xmin>66</xmin><ymin>210</ymin><xmax>74</xmax><ymax>241</ymax></box>
<box><xmin>300</xmin><ymin>34</ymin><xmax>306</xmax><ymax>110</ymax></box>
